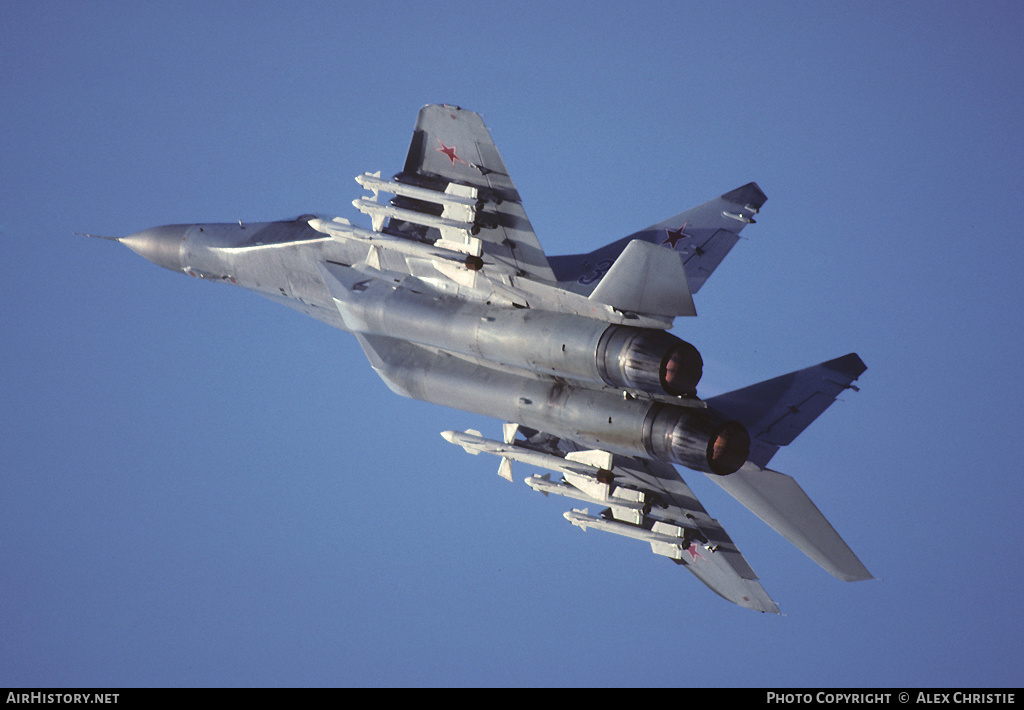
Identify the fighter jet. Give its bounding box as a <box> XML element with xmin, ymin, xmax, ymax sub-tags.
<box><xmin>90</xmin><ymin>104</ymin><xmax>871</xmax><ymax>613</ymax></box>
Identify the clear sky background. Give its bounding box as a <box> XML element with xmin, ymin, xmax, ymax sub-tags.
<box><xmin>2</xmin><ymin>1</ymin><xmax>1022</xmax><ymax>688</ymax></box>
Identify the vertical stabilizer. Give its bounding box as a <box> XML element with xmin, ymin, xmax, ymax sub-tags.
<box><xmin>587</xmin><ymin>239</ymin><xmax>696</xmax><ymax>317</ymax></box>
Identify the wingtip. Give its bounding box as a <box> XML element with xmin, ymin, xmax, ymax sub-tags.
<box><xmin>827</xmin><ymin>353</ymin><xmax>868</xmax><ymax>379</ymax></box>
<box><xmin>721</xmin><ymin>182</ymin><xmax>767</xmax><ymax>209</ymax></box>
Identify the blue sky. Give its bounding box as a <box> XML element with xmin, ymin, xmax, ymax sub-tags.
<box><xmin>2</xmin><ymin>1</ymin><xmax>1022</xmax><ymax>687</ymax></box>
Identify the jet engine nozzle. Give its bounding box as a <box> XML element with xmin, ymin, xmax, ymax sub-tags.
<box><xmin>647</xmin><ymin>406</ymin><xmax>749</xmax><ymax>475</ymax></box>
<box><xmin>597</xmin><ymin>327</ymin><xmax>703</xmax><ymax>398</ymax></box>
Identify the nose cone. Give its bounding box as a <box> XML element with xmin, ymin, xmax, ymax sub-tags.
<box><xmin>120</xmin><ymin>224</ymin><xmax>187</xmax><ymax>272</ymax></box>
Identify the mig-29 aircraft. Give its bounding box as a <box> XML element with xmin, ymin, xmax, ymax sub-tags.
<box><xmin>90</xmin><ymin>105</ymin><xmax>871</xmax><ymax>613</ymax></box>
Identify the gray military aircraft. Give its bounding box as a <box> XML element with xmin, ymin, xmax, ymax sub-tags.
<box><xmin>90</xmin><ymin>104</ymin><xmax>871</xmax><ymax>613</ymax></box>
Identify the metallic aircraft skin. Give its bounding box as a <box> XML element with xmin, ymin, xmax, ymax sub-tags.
<box><xmin>96</xmin><ymin>105</ymin><xmax>871</xmax><ymax>613</ymax></box>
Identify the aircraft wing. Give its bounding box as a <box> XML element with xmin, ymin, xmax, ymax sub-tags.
<box><xmin>388</xmin><ymin>104</ymin><xmax>558</xmax><ymax>285</ymax></box>
<box><xmin>444</xmin><ymin>427</ymin><xmax>780</xmax><ymax>613</ymax></box>
<box><xmin>623</xmin><ymin>182</ymin><xmax>766</xmax><ymax>295</ymax></box>
<box><xmin>593</xmin><ymin>452</ymin><xmax>780</xmax><ymax>613</ymax></box>
<box><xmin>547</xmin><ymin>182</ymin><xmax>766</xmax><ymax>303</ymax></box>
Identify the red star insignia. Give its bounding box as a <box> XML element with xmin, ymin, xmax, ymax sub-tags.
<box><xmin>662</xmin><ymin>220</ymin><xmax>693</xmax><ymax>249</ymax></box>
<box><xmin>686</xmin><ymin>543</ymin><xmax>705</xmax><ymax>562</ymax></box>
<box><xmin>435</xmin><ymin>139</ymin><xmax>467</xmax><ymax>166</ymax></box>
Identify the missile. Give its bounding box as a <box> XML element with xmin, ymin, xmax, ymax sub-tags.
<box><xmin>441</xmin><ymin>429</ymin><xmax>612</xmax><ymax>477</ymax></box>
<box><xmin>441</xmin><ymin>429</ymin><xmax>591</xmax><ymax>474</ymax></box>
<box><xmin>563</xmin><ymin>509</ymin><xmax>703</xmax><ymax>561</ymax></box>
<box><xmin>356</xmin><ymin>172</ymin><xmax>480</xmax><ymax>223</ymax></box>
<box><xmin>352</xmin><ymin>198</ymin><xmax>480</xmax><ymax>250</ymax></box>
<box><xmin>441</xmin><ymin>429</ymin><xmax>649</xmax><ymax>522</ymax></box>
<box><xmin>525</xmin><ymin>475</ymin><xmax>648</xmax><ymax>524</ymax></box>
<box><xmin>307</xmin><ymin>217</ymin><xmax>489</xmax><ymax>271</ymax></box>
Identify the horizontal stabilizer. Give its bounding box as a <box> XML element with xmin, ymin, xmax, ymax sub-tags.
<box><xmin>588</xmin><ymin>239</ymin><xmax>696</xmax><ymax>317</ymax></box>
<box><xmin>708</xmin><ymin>353</ymin><xmax>867</xmax><ymax>467</ymax></box>
<box><xmin>707</xmin><ymin>462</ymin><xmax>872</xmax><ymax>582</ymax></box>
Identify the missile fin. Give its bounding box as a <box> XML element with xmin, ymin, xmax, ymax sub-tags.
<box><xmin>564</xmin><ymin>449</ymin><xmax>614</xmax><ymax>470</ymax></box>
<box><xmin>497</xmin><ymin>457</ymin><xmax>513</xmax><ymax>482</ymax></box>
<box><xmin>502</xmin><ymin>422</ymin><xmax>519</xmax><ymax>444</ymax></box>
<box><xmin>366</xmin><ymin>245</ymin><xmax>382</xmax><ymax>271</ymax></box>
<box><xmin>431</xmin><ymin>259</ymin><xmax>478</xmax><ymax>289</ymax></box>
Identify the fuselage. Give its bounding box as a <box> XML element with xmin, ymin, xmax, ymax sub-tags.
<box><xmin>119</xmin><ymin>218</ymin><xmax>750</xmax><ymax>475</ymax></box>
